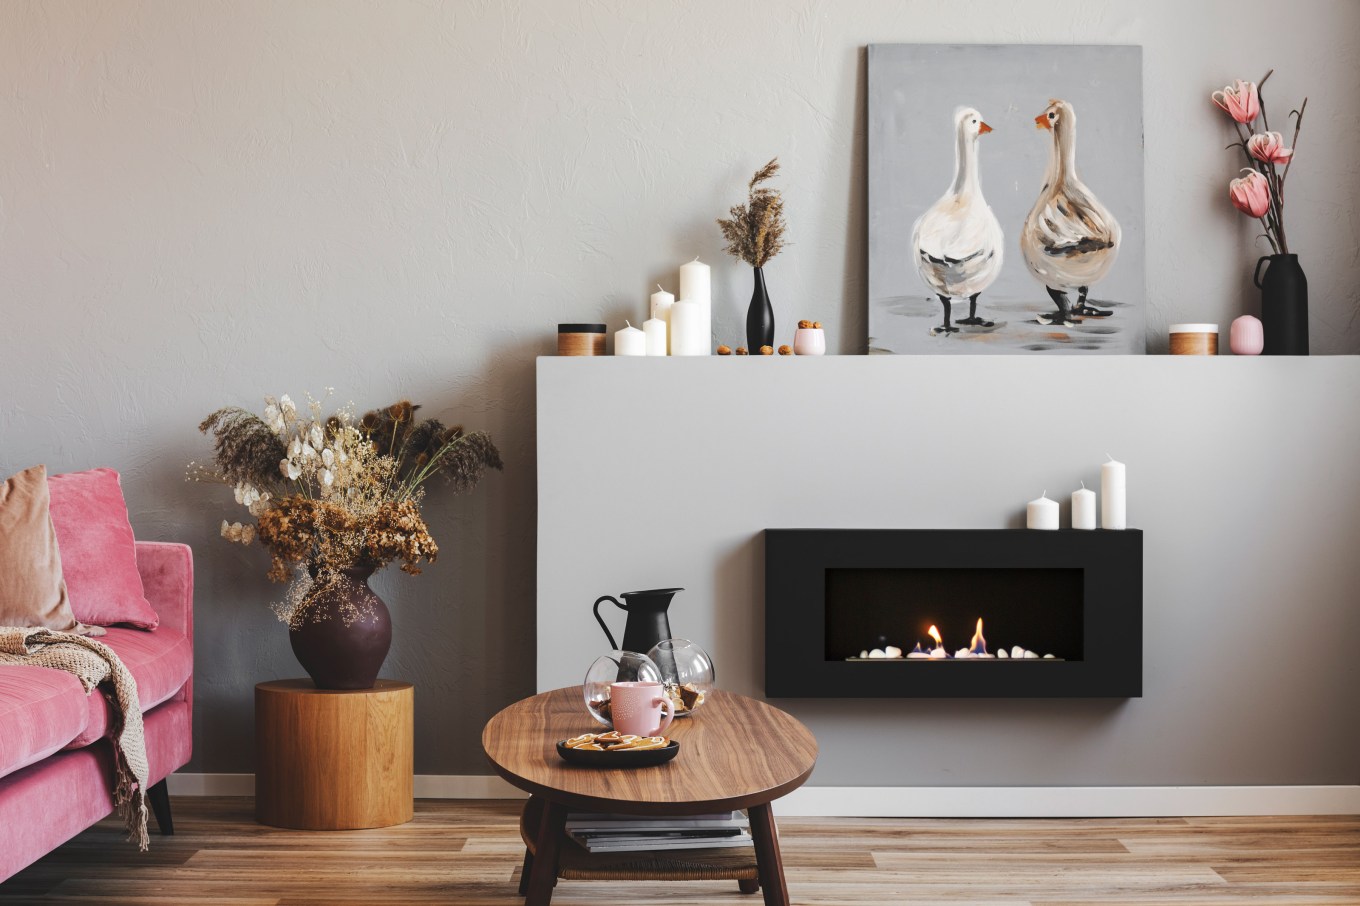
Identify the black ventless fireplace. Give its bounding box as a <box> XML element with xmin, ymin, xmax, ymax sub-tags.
<box><xmin>764</xmin><ymin>529</ymin><xmax>1142</xmax><ymax>698</ymax></box>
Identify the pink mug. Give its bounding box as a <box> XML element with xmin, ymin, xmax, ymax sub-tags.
<box><xmin>609</xmin><ymin>681</ymin><xmax>675</xmax><ymax>736</ymax></box>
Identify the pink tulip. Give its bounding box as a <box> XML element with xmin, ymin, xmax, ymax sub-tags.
<box><xmin>1212</xmin><ymin>80</ymin><xmax>1261</xmax><ymax>124</ymax></box>
<box><xmin>1247</xmin><ymin>131</ymin><xmax>1293</xmax><ymax>164</ymax></box>
<box><xmin>1229</xmin><ymin>169</ymin><xmax>1272</xmax><ymax>218</ymax></box>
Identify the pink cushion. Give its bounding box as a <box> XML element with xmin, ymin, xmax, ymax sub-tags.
<box><xmin>63</xmin><ymin>626</ymin><xmax>192</xmax><ymax>750</ymax></box>
<box><xmin>46</xmin><ymin>469</ymin><xmax>159</xmax><ymax>630</ymax></box>
<box><xmin>0</xmin><ymin>666</ymin><xmax>90</xmax><ymax>778</ymax></box>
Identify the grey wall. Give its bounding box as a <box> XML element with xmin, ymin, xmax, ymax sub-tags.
<box><xmin>538</xmin><ymin>356</ymin><xmax>1360</xmax><ymax>786</ymax></box>
<box><xmin>1</xmin><ymin>0</ymin><xmax>1358</xmax><ymax>776</ymax></box>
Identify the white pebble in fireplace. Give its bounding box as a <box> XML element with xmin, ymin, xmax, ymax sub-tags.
<box><xmin>849</xmin><ymin>618</ymin><xmax>1060</xmax><ymax>661</ymax></box>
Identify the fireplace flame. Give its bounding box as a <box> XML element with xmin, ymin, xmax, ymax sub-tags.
<box><xmin>969</xmin><ymin>617</ymin><xmax>988</xmax><ymax>655</ymax></box>
<box><xmin>927</xmin><ymin>625</ymin><xmax>942</xmax><ymax>648</ymax></box>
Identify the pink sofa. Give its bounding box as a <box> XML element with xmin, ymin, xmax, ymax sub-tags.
<box><xmin>0</xmin><ymin>541</ymin><xmax>193</xmax><ymax>881</ymax></box>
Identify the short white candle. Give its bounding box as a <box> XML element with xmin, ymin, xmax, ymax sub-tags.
<box><xmin>614</xmin><ymin>321</ymin><xmax>646</xmax><ymax>356</ymax></box>
<box><xmin>650</xmin><ymin>285</ymin><xmax>675</xmax><ymax>354</ymax></box>
<box><xmin>1027</xmin><ymin>491</ymin><xmax>1059</xmax><ymax>530</ymax></box>
<box><xmin>678</xmin><ymin>258</ymin><xmax>711</xmax><ymax>356</ymax></box>
<box><xmin>1101</xmin><ymin>456</ymin><xmax>1126</xmax><ymax>529</ymax></box>
<box><xmin>670</xmin><ymin>300</ymin><xmax>704</xmax><ymax>356</ymax></box>
<box><xmin>1071</xmin><ymin>482</ymin><xmax>1097</xmax><ymax>530</ymax></box>
<box><xmin>643</xmin><ymin>317</ymin><xmax>667</xmax><ymax>356</ymax></box>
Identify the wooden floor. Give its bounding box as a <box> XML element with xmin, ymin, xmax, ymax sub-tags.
<box><xmin>2</xmin><ymin>798</ymin><xmax>1358</xmax><ymax>905</ymax></box>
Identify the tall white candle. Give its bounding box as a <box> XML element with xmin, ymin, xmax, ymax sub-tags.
<box><xmin>670</xmin><ymin>300</ymin><xmax>703</xmax><ymax>356</ymax></box>
<box><xmin>614</xmin><ymin>321</ymin><xmax>646</xmax><ymax>356</ymax></box>
<box><xmin>678</xmin><ymin>258</ymin><xmax>711</xmax><ymax>356</ymax></box>
<box><xmin>1071</xmin><ymin>482</ymin><xmax>1097</xmax><ymax>531</ymax></box>
<box><xmin>650</xmin><ymin>285</ymin><xmax>675</xmax><ymax>354</ymax></box>
<box><xmin>1101</xmin><ymin>456</ymin><xmax>1126</xmax><ymax>530</ymax></box>
<box><xmin>643</xmin><ymin>317</ymin><xmax>667</xmax><ymax>356</ymax></box>
<box><xmin>1027</xmin><ymin>491</ymin><xmax>1059</xmax><ymax>530</ymax></box>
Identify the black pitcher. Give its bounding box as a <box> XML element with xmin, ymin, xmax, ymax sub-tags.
<box><xmin>593</xmin><ymin>588</ymin><xmax>681</xmax><ymax>657</ymax></box>
<box><xmin>1255</xmin><ymin>254</ymin><xmax>1309</xmax><ymax>356</ymax></box>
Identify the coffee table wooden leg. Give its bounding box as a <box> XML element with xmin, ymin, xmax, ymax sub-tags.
<box><xmin>524</xmin><ymin>799</ymin><xmax>567</xmax><ymax>905</ymax></box>
<box><xmin>517</xmin><ymin>846</ymin><xmax>534</xmax><ymax>895</ymax></box>
<box><xmin>749</xmin><ymin>802</ymin><xmax>789</xmax><ymax>906</ymax></box>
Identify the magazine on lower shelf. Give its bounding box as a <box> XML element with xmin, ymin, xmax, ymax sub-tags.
<box><xmin>565</xmin><ymin>811</ymin><xmax>753</xmax><ymax>853</ymax></box>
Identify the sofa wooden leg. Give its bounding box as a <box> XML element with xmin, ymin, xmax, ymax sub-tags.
<box><xmin>147</xmin><ymin>778</ymin><xmax>174</xmax><ymax>835</ymax></box>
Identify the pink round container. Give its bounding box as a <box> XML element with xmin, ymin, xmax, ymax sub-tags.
<box><xmin>1230</xmin><ymin>315</ymin><xmax>1264</xmax><ymax>355</ymax></box>
<box><xmin>793</xmin><ymin>327</ymin><xmax>826</xmax><ymax>355</ymax></box>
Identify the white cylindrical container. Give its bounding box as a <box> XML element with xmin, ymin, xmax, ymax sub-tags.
<box><xmin>643</xmin><ymin>317</ymin><xmax>667</xmax><ymax>356</ymax></box>
<box><xmin>670</xmin><ymin>300</ymin><xmax>703</xmax><ymax>356</ymax></box>
<box><xmin>614</xmin><ymin>321</ymin><xmax>646</xmax><ymax>356</ymax></box>
<box><xmin>1027</xmin><ymin>492</ymin><xmax>1059</xmax><ymax>530</ymax></box>
<box><xmin>1101</xmin><ymin>457</ymin><xmax>1126</xmax><ymax>529</ymax></box>
<box><xmin>1071</xmin><ymin>484</ymin><xmax>1097</xmax><ymax>530</ymax></box>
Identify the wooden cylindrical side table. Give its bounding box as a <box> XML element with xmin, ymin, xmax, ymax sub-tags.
<box><xmin>255</xmin><ymin>679</ymin><xmax>414</xmax><ymax>830</ymax></box>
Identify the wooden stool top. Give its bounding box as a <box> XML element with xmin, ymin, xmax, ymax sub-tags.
<box><xmin>483</xmin><ymin>687</ymin><xmax>817</xmax><ymax>815</ymax></box>
<box><xmin>256</xmin><ymin>678</ymin><xmax>413</xmax><ymax>696</ymax></box>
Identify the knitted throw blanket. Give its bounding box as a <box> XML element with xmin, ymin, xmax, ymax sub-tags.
<box><xmin>0</xmin><ymin>627</ymin><xmax>150</xmax><ymax>850</ymax></box>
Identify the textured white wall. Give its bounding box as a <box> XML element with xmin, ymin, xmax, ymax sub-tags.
<box><xmin>1</xmin><ymin>0</ymin><xmax>1357</xmax><ymax>774</ymax></box>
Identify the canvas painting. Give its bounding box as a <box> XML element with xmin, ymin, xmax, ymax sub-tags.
<box><xmin>868</xmin><ymin>44</ymin><xmax>1145</xmax><ymax>355</ymax></box>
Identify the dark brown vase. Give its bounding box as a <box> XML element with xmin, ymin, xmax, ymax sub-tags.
<box><xmin>289</xmin><ymin>565</ymin><xmax>391</xmax><ymax>690</ymax></box>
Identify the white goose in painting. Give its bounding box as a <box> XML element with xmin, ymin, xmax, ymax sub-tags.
<box><xmin>911</xmin><ymin>107</ymin><xmax>1003</xmax><ymax>336</ymax></box>
<box><xmin>1021</xmin><ymin>99</ymin><xmax>1121</xmax><ymax>327</ymax></box>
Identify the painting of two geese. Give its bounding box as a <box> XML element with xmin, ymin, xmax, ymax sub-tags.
<box><xmin>868</xmin><ymin>44</ymin><xmax>1145</xmax><ymax>354</ymax></box>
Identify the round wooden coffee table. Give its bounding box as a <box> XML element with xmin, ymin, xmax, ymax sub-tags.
<box><xmin>483</xmin><ymin>687</ymin><xmax>817</xmax><ymax>906</ymax></box>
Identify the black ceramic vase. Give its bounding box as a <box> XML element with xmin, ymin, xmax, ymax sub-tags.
<box><xmin>747</xmin><ymin>266</ymin><xmax>775</xmax><ymax>351</ymax></box>
<box><xmin>289</xmin><ymin>565</ymin><xmax>392</xmax><ymax>690</ymax></box>
<box><xmin>1255</xmin><ymin>254</ymin><xmax>1309</xmax><ymax>356</ymax></box>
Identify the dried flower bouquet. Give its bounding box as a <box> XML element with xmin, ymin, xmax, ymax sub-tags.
<box><xmin>194</xmin><ymin>393</ymin><xmax>501</xmax><ymax>627</ymax></box>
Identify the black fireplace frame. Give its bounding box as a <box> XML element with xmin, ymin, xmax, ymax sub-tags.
<box><xmin>764</xmin><ymin>529</ymin><xmax>1143</xmax><ymax>698</ymax></box>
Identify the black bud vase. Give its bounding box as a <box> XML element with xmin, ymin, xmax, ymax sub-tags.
<box><xmin>747</xmin><ymin>266</ymin><xmax>775</xmax><ymax>351</ymax></box>
<box><xmin>1255</xmin><ymin>254</ymin><xmax>1309</xmax><ymax>356</ymax></box>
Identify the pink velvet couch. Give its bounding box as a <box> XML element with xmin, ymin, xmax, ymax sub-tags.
<box><xmin>0</xmin><ymin>541</ymin><xmax>193</xmax><ymax>882</ymax></box>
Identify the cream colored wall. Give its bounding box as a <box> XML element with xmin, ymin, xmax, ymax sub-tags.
<box><xmin>2</xmin><ymin>0</ymin><xmax>1357</xmax><ymax>773</ymax></box>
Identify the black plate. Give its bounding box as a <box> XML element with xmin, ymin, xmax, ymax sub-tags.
<box><xmin>556</xmin><ymin>739</ymin><xmax>680</xmax><ymax>768</ymax></box>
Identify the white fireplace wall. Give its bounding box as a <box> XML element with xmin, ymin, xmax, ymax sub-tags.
<box><xmin>537</xmin><ymin>356</ymin><xmax>1360</xmax><ymax>787</ymax></box>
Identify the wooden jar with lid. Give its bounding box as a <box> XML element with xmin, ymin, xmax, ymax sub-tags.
<box><xmin>558</xmin><ymin>324</ymin><xmax>606</xmax><ymax>356</ymax></box>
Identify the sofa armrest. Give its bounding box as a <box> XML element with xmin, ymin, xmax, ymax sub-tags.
<box><xmin>134</xmin><ymin>541</ymin><xmax>194</xmax><ymax>641</ymax></box>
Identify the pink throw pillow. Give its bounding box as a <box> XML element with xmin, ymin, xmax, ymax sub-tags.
<box><xmin>46</xmin><ymin>468</ymin><xmax>159</xmax><ymax>630</ymax></box>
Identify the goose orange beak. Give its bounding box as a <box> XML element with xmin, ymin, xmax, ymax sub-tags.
<box><xmin>1035</xmin><ymin>112</ymin><xmax>1051</xmax><ymax>130</ymax></box>
<box><xmin>979</xmin><ymin>121</ymin><xmax>993</xmax><ymax>134</ymax></box>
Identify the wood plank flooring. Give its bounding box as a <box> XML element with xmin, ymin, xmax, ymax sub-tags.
<box><xmin>2</xmin><ymin>798</ymin><xmax>1358</xmax><ymax>904</ymax></box>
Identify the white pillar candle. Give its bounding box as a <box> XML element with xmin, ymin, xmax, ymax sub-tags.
<box><xmin>1027</xmin><ymin>491</ymin><xmax>1059</xmax><ymax>530</ymax></box>
<box><xmin>1101</xmin><ymin>456</ymin><xmax>1126</xmax><ymax>530</ymax></box>
<box><xmin>678</xmin><ymin>258</ymin><xmax>711</xmax><ymax>356</ymax></box>
<box><xmin>1071</xmin><ymin>482</ymin><xmax>1097</xmax><ymax>530</ymax></box>
<box><xmin>650</xmin><ymin>285</ymin><xmax>675</xmax><ymax>354</ymax></box>
<box><xmin>643</xmin><ymin>317</ymin><xmax>667</xmax><ymax>356</ymax></box>
<box><xmin>614</xmin><ymin>321</ymin><xmax>646</xmax><ymax>356</ymax></box>
<box><xmin>670</xmin><ymin>300</ymin><xmax>704</xmax><ymax>356</ymax></box>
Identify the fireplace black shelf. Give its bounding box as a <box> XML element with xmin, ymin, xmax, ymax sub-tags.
<box><xmin>764</xmin><ymin>529</ymin><xmax>1142</xmax><ymax>698</ymax></box>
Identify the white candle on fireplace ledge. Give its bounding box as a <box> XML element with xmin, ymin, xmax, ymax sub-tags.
<box><xmin>650</xmin><ymin>285</ymin><xmax>675</xmax><ymax>353</ymax></box>
<box><xmin>678</xmin><ymin>258</ymin><xmax>711</xmax><ymax>356</ymax></box>
<box><xmin>643</xmin><ymin>317</ymin><xmax>667</xmax><ymax>356</ymax></box>
<box><xmin>1071</xmin><ymin>482</ymin><xmax>1097</xmax><ymax>530</ymax></box>
<box><xmin>1101</xmin><ymin>455</ymin><xmax>1127</xmax><ymax>529</ymax></box>
<box><xmin>1027</xmin><ymin>491</ymin><xmax>1059</xmax><ymax>530</ymax></box>
<box><xmin>670</xmin><ymin>300</ymin><xmax>704</xmax><ymax>355</ymax></box>
<box><xmin>614</xmin><ymin>321</ymin><xmax>646</xmax><ymax>356</ymax></box>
